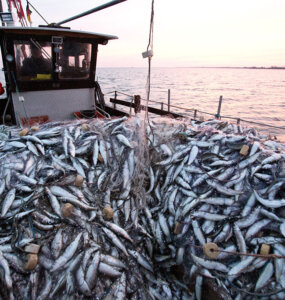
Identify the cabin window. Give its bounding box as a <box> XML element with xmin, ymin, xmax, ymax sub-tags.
<box><xmin>58</xmin><ymin>42</ymin><xmax>91</xmax><ymax>80</ymax></box>
<box><xmin>13</xmin><ymin>40</ymin><xmax>52</xmax><ymax>81</ymax></box>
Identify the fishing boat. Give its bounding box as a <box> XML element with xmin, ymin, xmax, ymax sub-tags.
<box><xmin>0</xmin><ymin>0</ymin><xmax>135</xmax><ymax>127</ymax></box>
<box><xmin>0</xmin><ymin>2</ymin><xmax>285</xmax><ymax>300</ymax></box>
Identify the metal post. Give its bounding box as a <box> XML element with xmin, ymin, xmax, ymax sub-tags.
<box><xmin>0</xmin><ymin>0</ymin><xmax>4</xmax><ymax>27</ymax></box>
<box><xmin>216</xmin><ymin>95</ymin><xmax>223</xmax><ymax>119</ymax></box>
<box><xmin>161</xmin><ymin>102</ymin><xmax>164</xmax><ymax>111</ymax></box>
<box><xmin>54</xmin><ymin>0</ymin><xmax>127</xmax><ymax>27</ymax></box>
<box><xmin>168</xmin><ymin>89</ymin><xmax>170</xmax><ymax>112</ymax></box>
<box><xmin>113</xmin><ymin>91</ymin><xmax>117</xmax><ymax>110</ymax></box>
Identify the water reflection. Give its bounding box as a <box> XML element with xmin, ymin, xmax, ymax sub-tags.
<box><xmin>96</xmin><ymin>67</ymin><xmax>285</xmax><ymax>140</ymax></box>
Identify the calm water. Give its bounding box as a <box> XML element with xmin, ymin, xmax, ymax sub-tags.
<box><xmin>97</xmin><ymin>67</ymin><xmax>285</xmax><ymax>140</ymax></box>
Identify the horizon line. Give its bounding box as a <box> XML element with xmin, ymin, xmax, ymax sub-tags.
<box><xmin>97</xmin><ymin>66</ymin><xmax>285</xmax><ymax>69</ymax></box>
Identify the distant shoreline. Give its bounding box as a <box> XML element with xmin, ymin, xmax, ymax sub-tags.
<box><xmin>97</xmin><ymin>66</ymin><xmax>285</xmax><ymax>69</ymax></box>
<box><xmin>191</xmin><ymin>66</ymin><xmax>285</xmax><ymax>70</ymax></box>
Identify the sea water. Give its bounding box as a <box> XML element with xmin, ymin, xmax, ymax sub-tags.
<box><xmin>0</xmin><ymin>67</ymin><xmax>283</xmax><ymax>139</ymax></box>
<box><xmin>97</xmin><ymin>67</ymin><xmax>285</xmax><ymax>140</ymax></box>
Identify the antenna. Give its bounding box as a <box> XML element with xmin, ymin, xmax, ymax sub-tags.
<box><xmin>52</xmin><ymin>0</ymin><xmax>127</xmax><ymax>27</ymax></box>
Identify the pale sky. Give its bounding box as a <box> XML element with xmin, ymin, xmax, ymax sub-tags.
<box><xmin>4</xmin><ymin>0</ymin><xmax>285</xmax><ymax>67</ymax></box>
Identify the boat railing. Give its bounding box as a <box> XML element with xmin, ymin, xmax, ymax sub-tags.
<box><xmin>105</xmin><ymin>90</ymin><xmax>285</xmax><ymax>133</ymax></box>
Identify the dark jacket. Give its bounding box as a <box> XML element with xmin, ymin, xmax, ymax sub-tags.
<box><xmin>20</xmin><ymin>56</ymin><xmax>51</xmax><ymax>77</ymax></box>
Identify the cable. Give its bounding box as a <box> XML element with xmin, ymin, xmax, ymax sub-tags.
<box><xmin>109</xmin><ymin>90</ymin><xmax>285</xmax><ymax>131</ymax></box>
<box><xmin>215</xmin><ymin>248</ymin><xmax>285</xmax><ymax>259</ymax></box>
<box><xmin>2</xmin><ymin>93</ymin><xmax>11</xmax><ymax>125</ymax></box>
<box><xmin>16</xmin><ymin>0</ymin><xmax>28</xmax><ymax>27</ymax></box>
<box><xmin>143</xmin><ymin>0</ymin><xmax>155</xmax><ymax>153</ymax></box>
<box><xmin>226</xmin><ymin>278</ymin><xmax>285</xmax><ymax>297</ymax></box>
<box><xmin>144</xmin><ymin>0</ymin><xmax>154</xmax><ymax>124</ymax></box>
<box><xmin>6</xmin><ymin>0</ymin><xmax>11</xmax><ymax>11</ymax></box>
<box><xmin>30</xmin><ymin>39</ymin><xmax>51</xmax><ymax>59</ymax></box>
<box><xmin>146</xmin><ymin>0</ymin><xmax>154</xmax><ymax>54</ymax></box>
<box><xmin>10</xmin><ymin>71</ymin><xmax>31</xmax><ymax>128</ymax></box>
<box><xmin>184</xmin><ymin>241</ymin><xmax>285</xmax><ymax>259</ymax></box>
<box><xmin>184</xmin><ymin>241</ymin><xmax>285</xmax><ymax>296</ymax></box>
<box><xmin>210</xmin><ymin>271</ymin><xmax>285</xmax><ymax>297</ymax></box>
<box><xmin>234</xmin><ymin>117</ymin><xmax>285</xmax><ymax>130</ymax></box>
<box><xmin>27</xmin><ymin>0</ymin><xmax>49</xmax><ymax>25</ymax></box>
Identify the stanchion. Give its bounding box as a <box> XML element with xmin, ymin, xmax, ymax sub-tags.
<box><xmin>215</xmin><ymin>95</ymin><xmax>223</xmax><ymax>119</ymax></box>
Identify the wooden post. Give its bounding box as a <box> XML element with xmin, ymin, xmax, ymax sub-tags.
<box><xmin>113</xmin><ymin>91</ymin><xmax>117</xmax><ymax>109</ymax></box>
<box><xmin>168</xmin><ymin>89</ymin><xmax>170</xmax><ymax>112</ymax></box>
<box><xmin>216</xmin><ymin>95</ymin><xmax>223</xmax><ymax>119</ymax></box>
<box><xmin>194</xmin><ymin>110</ymin><xmax>197</xmax><ymax>119</ymax></box>
<box><xmin>134</xmin><ymin>95</ymin><xmax>141</xmax><ymax>114</ymax></box>
<box><xmin>161</xmin><ymin>102</ymin><xmax>164</xmax><ymax>111</ymax></box>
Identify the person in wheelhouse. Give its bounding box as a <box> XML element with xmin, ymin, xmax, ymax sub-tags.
<box><xmin>19</xmin><ymin>42</ymin><xmax>52</xmax><ymax>80</ymax></box>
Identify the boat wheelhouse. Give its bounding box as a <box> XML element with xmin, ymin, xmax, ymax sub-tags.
<box><xmin>0</xmin><ymin>26</ymin><xmax>119</xmax><ymax>126</ymax></box>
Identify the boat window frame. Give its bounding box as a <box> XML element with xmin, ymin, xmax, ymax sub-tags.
<box><xmin>57</xmin><ymin>40</ymin><xmax>93</xmax><ymax>81</ymax></box>
<box><xmin>2</xmin><ymin>33</ymin><xmax>98</xmax><ymax>92</ymax></box>
<box><xmin>13</xmin><ymin>39</ymin><xmax>53</xmax><ymax>82</ymax></box>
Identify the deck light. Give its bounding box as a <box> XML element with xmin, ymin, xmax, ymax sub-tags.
<box><xmin>5</xmin><ymin>54</ymin><xmax>14</xmax><ymax>62</ymax></box>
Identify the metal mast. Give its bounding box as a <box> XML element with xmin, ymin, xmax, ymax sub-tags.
<box><xmin>53</xmin><ymin>0</ymin><xmax>127</xmax><ymax>27</ymax></box>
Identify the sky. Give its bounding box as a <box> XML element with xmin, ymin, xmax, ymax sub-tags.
<box><xmin>3</xmin><ymin>0</ymin><xmax>285</xmax><ymax>67</ymax></box>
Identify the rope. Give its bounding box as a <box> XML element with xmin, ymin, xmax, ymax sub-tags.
<box><xmin>213</xmin><ymin>271</ymin><xmax>285</xmax><ymax>297</ymax></box>
<box><xmin>187</xmin><ymin>242</ymin><xmax>285</xmax><ymax>296</ymax></box>
<box><xmin>114</xmin><ymin>91</ymin><xmax>134</xmax><ymax>98</ymax></box>
<box><xmin>229</xmin><ymin>117</ymin><xmax>285</xmax><ymax>130</ymax></box>
<box><xmin>10</xmin><ymin>71</ymin><xmax>31</xmax><ymax>128</ymax></box>
<box><xmin>2</xmin><ymin>93</ymin><xmax>11</xmax><ymax>125</ymax></box>
<box><xmin>142</xmin><ymin>0</ymin><xmax>155</xmax><ymax>153</ymax></box>
<box><xmin>104</xmin><ymin>90</ymin><xmax>117</xmax><ymax>95</ymax></box>
<box><xmin>186</xmin><ymin>242</ymin><xmax>285</xmax><ymax>259</ymax></box>
<box><xmin>226</xmin><ymin>279</ymin><xmax>285</xmax><ymax>297</ymax></box>
<box><xmin>214</xmin><ymin>248</ymin><xmax>285</xmax><ymax>259</ymax></box>
<box><xmin>28</xmin><ymin>215</ymin><xmax>35</xmax><ymax>238</ymax></box>
<box><xmin>12</xmin><ymin>0</ymin><xmax>28</xmax><ymax>27</ymax></box>
<box><xmin>27</xmin><ymin>0</ymin><xmax>49</xmax><ymax>25</ymax></box>
<box><xmin>144</xmin><ymin>0</ymin><xmax>155</xmax><ymax>124</ymax></box>
<box><xmin>30</xmin><ymin>39</ymin><xmax>51</xmax><ymax>59</ymax></box>
<box><xmin>108</xmin><ymin>90</ymin><xmax>285</xmax><ymax>131</ymax></box>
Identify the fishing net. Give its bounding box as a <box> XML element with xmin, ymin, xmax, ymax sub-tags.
<box><xmin>0</xmin><ymin>115</ymin><xmax>285</xmax><ymax>299</ymax></box>
<box><xmin>144</xmin><ymin>116</ymin><xmax>285</xmax><ymax>300</ymax></box>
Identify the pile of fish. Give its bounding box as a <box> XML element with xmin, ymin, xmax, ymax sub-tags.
<box><xmin>146</xmin><ymin>118</ymin><xmax>285</xmax><ymax>300</ymax></box>
<box><xmin>0</xmin><ymin>116</ymin><xmax>284</xmax><ymax>299</ymax></box>
<box><xmin>0</xmin><ymin>117</ymin><xmax>192</xmax><ymax>300</ymax></box>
